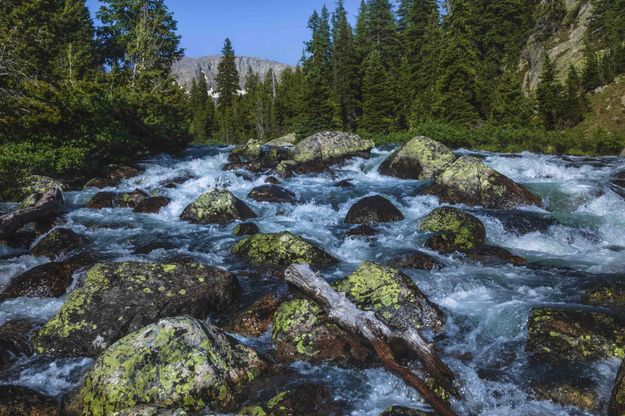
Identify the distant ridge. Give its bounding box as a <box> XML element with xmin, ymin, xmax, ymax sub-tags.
<box><xmin>173</xmin><ymin>56</ymin><xmax>293</xmax><ymax>92</ymax></box>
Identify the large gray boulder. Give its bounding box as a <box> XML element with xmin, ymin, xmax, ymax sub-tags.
<box><xmin>379</xmin><ymin>136</ymin><xmax>456</xmax><ymax>180</ymax></box>
<box><xmin>291</xmin><ymin>131</ymin><xmax>374</xmax><ymax>164</ymax></box>
<box><xmin>180</xmin><ymin>189</ymin><xmax>257</xmax><ymax>224</ymax></box>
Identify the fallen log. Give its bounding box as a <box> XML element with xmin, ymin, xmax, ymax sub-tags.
<box><xmin>0</xmin><ymin>188</ymin><xmax>63</xmax><ymax>239</ymax></box>
<box><xmin>284</xmin><ymin>263</ymin><xmax>458</xmax><ymax>416</ymax></box>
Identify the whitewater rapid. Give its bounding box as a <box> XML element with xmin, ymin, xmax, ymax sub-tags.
<box><xmin>1</xmin><ymin>145</ymin><xmax>624</xmax><ymax>415</ymax></box>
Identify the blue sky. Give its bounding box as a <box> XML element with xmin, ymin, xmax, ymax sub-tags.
<box><xmin>85</xmin><ymin>0</ymin><xmax>367</xmax><ymax>65</ymax></box>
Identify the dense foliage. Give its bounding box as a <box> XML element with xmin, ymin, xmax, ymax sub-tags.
<box><xmin>0</xmin><ymin>0</ymin><xmax>190</xmax><ymax>199</ymax></box>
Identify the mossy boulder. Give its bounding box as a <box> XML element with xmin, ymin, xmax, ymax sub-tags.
<box><xmin>387</xmin><ymin>251</ymin><xmax>443</xmax><ymax>271</ymax></box>
<box><xmin>248</xmin><ymin>185</ymin><xmax>297</xmax><ymax>204</ymax></box>
<box><xmin>133</xmin><ymin>196</ymin><xmax>171</xmax><ymax>214</ymax></box>
<box><xmin>345</xmin><ymin>195</ymin><xmax>404</xmax><ymax>224</ymax></box>
<box><xmin>235</xmin><ymin>139</ymin><xmax>263</xmax><ymax>160</ymax></box>
<box><xmin>85</xmin><ymin>189</ymin><xmax>149</xmax><ymax>209</ymax></box>
<box><xmin>582</xmin><ymin>283</ymin><xmax>625</xmax><ymax>311</ymax></box>
<box><xmin>238</xmin><ymin>383</ymin><xmax>342</xmax><ymax>415</ymax></box>
<box><xmin>426</xmin><ymin>156</ymin><xmax>541</xmax><ymax>209</ymax></box>
<box><xmin>609</xmin><ymin>358</ymin><xmax>625</xmax><ymax>416</ymax></box>
<box><xmin>378</xmin><ymin>136</ymin><xmax>456</xmax><ymax>180</ymax></box>
<box><xmin>265</xmin><ymin>132</ymin><xmax>298</xmax><ymax>147</ymax></box>
<box><xmin>271</xmin><ymin>299</ymin><xmax>372</xmax><ymax>365</ymax></box>
<box><xmin>0</xmin><ymin>385</ymin><xmax>60</xmax><ymax>416</ymax></box>
<box><xmin>33</xmin><ymin>261</ymin><xmax>241</xmax><ymax>357</ymax></box>
<box><xmin>0</xmin><ymin>319</ymin><xmax>35</xmax><ymax>372</ymax></box>
<box><xmin>224</xmin><ymin>294</ymin><xmax>282</xmax><ymax>337</ymax></box>
<box><xmin>180</xmin><ymin>190</ymin><xmax>257</xmax><ymax>225</ymax></box>
<box><xmin>30</xmin><ymin>228</ymin><xmax>88</xmax><ymax>259</ymax></box>
<box><xmin>291</xmin><ymin>131</ymin><xmax>374</xmax><ymax>164</ymax></box>
<box><xmin>16</xmin><ymin>175</ymin><xmax>66</xmax><ymax>202</ymax></box>
<box><xmin>419</xmin><ymin>207</ymin><xmax>486</xmax><ymax>253</ymax></box>
<box><xmin>333</xmin><ymin>262</ymin><xmax>445</xmax><ymax>332</ymax></box>
<box><xmin>525</xmin><ymin>308</ymin><xmax>625</xmax><ymax>365</ymax></box>
<box><xmin>66</xmin><ymin>317</ymin><xmax>269</xmax><ymax>415</ymax></box>
<box><xmin>232</xmin><ymin>232</ymin><xmax>338</xmax><ymax>268</ymax></box>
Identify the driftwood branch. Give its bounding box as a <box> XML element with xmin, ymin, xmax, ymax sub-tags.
<box><xmin>0</xmin><ymin>188</ymin><xmax>63</xmax><ymax>239</ymax></box>
<box><xmin>284</xmin><ymin>263</ymin><xmax>458</xmax><ymax>416</ymax></box>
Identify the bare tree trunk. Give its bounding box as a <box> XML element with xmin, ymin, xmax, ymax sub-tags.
<box><xmin>284</xmin><ymin>264</ymin><xmax>459</xmax><ymax>416</ymax></box>
<box><xmin>0</xmin><ymin>189</ymin><xmax>63</xmax><ymax>239</ymax></box>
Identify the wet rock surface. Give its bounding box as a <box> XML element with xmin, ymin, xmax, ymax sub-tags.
<box><xmin>290</xmin><ymin>131</ymin><xmax>374</xmax><ymax>164</ymax></box>
<box><xmin>379</xmin><ymin>136</ymin><xmax>456</xmax><ymax>180</ymax></box>
<box><xmin>133</xmin><ymin>196</ymin><xmax>171</xmax><ymax>213</ymax></box>
<box><xmin>239</xmin><ymin>383</ymin><xmax>343</xmax><ymax>415</ymax></box>
<box><xmin>233</xmin><ymin>222</ymin><xmax>260</xmax><ymax>236</ymax></box>
<box><xmin>248</xmin><ymin>185</ymin><xmax>297</xmax><ymax>204</ymax></box>
<box><xmin>84</xmin><ymin>189</ymin><xmax>149</xmax><ymax>209</ymax></box>
<box><xmin>345</xmin><ymin>195</ymin><xmax>404</xmax><ymax>224</ymax></box>
<box><xmin>180</xmin><ymin>189</ymin><xmax>257</xmax><ymax>224</ymax></box>
<box><xmin>387</xmin><ymin>251</ymin><xmax>444</xmax><ymax>270</ymax></box>
<box><xmin>0</xmin><ymin>319</ymin><xmax>35</xmax><ymax>371</ymax></box>
<box><xmin>0</xmin><ymin>385</ymin><xmax>60</xmax><ymax>416</ymax></box>
<box><xmin>224</xmin><ymin>294</ymin><xmax>282</xmax><ymax>337</ymax></box>
<box><xmin>30</xmin><ymin>228</ymin><xmax>88</xmax><ymax>259</ymax></box>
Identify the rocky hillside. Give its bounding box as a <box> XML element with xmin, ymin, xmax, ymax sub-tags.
<box><xmin>173</xmin><ymin>56</ymin><xmax>292</xmax><ymax>93</ymax></box>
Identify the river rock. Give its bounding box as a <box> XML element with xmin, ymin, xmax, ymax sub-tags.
<box><xmin>235</xmin><ymin>139</ymin><xmax>263</xmax><ymax>160</ymax></box>
<box><xmin>378</xmin><ymin>136</ymin><xmax>456</xmax><ymax>180</ymax></box>
<box><xmin>526</xmin><ymin>308</ymin><xmax>625</xmax><ymax>365</ymax></box>
<box><xmin>582</xmin><ymin>283</ymin><xmax>625</xmax><ymax>311</ymax></box>
<box><xmin>387</xmin><ymin>251</ymin><xmax>444</xmax><ymax>271</ymax></box>
<box><xmin>420</xmin><ymin>207</ymin><xmax>486</xmax><ymax>253</ymax></box>
<box><xmin>1</xmin><ymin>254</ymin><xmax>93</xmax><ymax>299</ymax></box>
<box><xmin>0</xmin><ymin>385</ymin><xmax>60</xmax><ymax>416</ymax></box>
<box><xmin>17</xmin><ymin>175</ymin><xmax>66</xmax><ymax>200</ymax></box>
<box><xmin>224</xmin><ymin>294</ymin><xmax>282</xmax><ymax>337</ymax></box>
<box><xmin>481</xmin><ymin>209</ymin><xmax>558</xmax><ymax>236</ymax></box>
<box><xmin>113</xmin><ymin>407</ymin><xmax>187</xmax><ymax>416</ymax></box>
<box><xmin>84</xmin><ymin>189</ymin><xmax>149</xmax><ymax>209</ymax></box>
<box><xmin>609</xmin><ymin>358</ymin><xmax>625</xmax><ymax>416</ymax></box>
<box><xmin>266</xmin><ymin>132</ymin><xmax>298</xmax><ymax>147</ymax></box>
<box><xmin>345</xmin><ymin>195</ymin><xmax>404</xmax><ymax>224</ymax></box>
<box><xmin>180</xmin><ymin>189</ymin><xmax>257</xmax><ymax>224</ymax></box>
<box><xmin>272</xmin><ymin>298</ymin><xmax>373</xmax><ymax>365</ymax></box>
<box><xmin>239</xmin><ymin>383</ymin><xmax>341</xmax><ymax>415</ymax></box>
<box><xmin>533</xmin><ymin>378</ymin><xmax>599</xmax><ymax>412</ymax></box>
<box><xmin>84</xmin><ymin>165</ymin><xmax>141</xmax><ymax>189</ymax></box>
<box><xmin>65</xmin><ymin>317</ymin><xmax>269</xmax><ymax>415</ymax></box>
<box><xmin>0</xmin><ymin>319</ymin><xmax>35</xmax><ymax>371</ymax></box>
<box><xmin>468</xmin><ymin>245</ymin><xmax>527</xmax><ymax>265</ymax></box>
<box><xmin>33</xmin><ymin>261</ymin><xmax>241</xmax><ymax>357</ymax></box>
<box><xmin>379</xmin><ymin>406</ymin><xmax>433</xmax><ymax>415</ymax></box>
<box><xmin>233</xmin><ymin>222</ymin><xmax>260</xmax><ymax>236</ymax></box>
<box><xmin>291</xmin><ymin>131</ymin><xmax>374</xmax><ymax>164</ymax></box>
<box><xmin>265</xmin><ymin>176</ymin><xmax>281</xmax><ymax>185</ymax></box>
<box><xmin>232</xmin><ymin>232</ymin><xmax>338</xmax><ymax>268</ymax></box>
<box><xmin>248</xmin><ymin>185</ymin><xmax>297</xmax><ymax>203</ymax></box>
<box><xmin>345</xmin><ymin>224</ymin><xmax>378</xmax><ymax>238</ymax></box>
<box><xmin>334</xmin><ymin>262</ymin><xmax>445</xmax><ymax>332</ymax></box>
<box><xmin>30</xmin><ymin>228</ymin><xmax>88</xmax><ymax>258</ymax></box>
<box><xmin>133</xmin><ymin>196</ymin><xmax>171</xmax><ymax>214</ymax></box>
<box><xmin>426</xmin><ymin>156</ymin><xmax>540</xmax><ymax>209</ymax></box>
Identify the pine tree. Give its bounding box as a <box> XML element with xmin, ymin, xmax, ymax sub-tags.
<box><xmin>581</xmin><ymin>43</ymin><xmax>602</xmax><ymax>92</ymax></box>
<box><xmin>562</xmin><ymin>65</ymin><xmax>585</xmax><ymax>127</ymax></box>
<box><xmin>216</xmin><ymin>38</ymin><xmax>239</xmax><ymax>108</ymax></box>
<box><xmin>489</xmin><ymin>70</ymin><xmax>534</xmax><ymax>127</ymax></box>
<box><xmin>189</xmin><ymin>71</ymin><xmax>215</xmax><ymax>141</ymax></box>
<box><xmin>360</xmin><ymin>50</ymin><xmax>395</xmax><ymax>133</ymax></box>
<box><xmin>366</xmin><ymin>0</ymin><xmax>402</xmax><ymax>67</ymax></box>
<box><xmin>56</xmin><ymin>0</ymin><xmax>96</xmax><ymax>82</ymax></box>
<box><xmin>331</xmin><ymin>0</ymin><xmax>359</xmax><ymax>130</ymax></box>
<box><xmin>352</xmin><ymin>0</ymin><xmax>369</xmax><ymax>122</ymax></box>
<box><xmin>275</xmin><ymin>67</ymin><xmax>305</xmax><ymax>134</ymax></box>
<box><xmin>536</xmin><ymin>55</ymin><xmax>564</xmax><ymax>130</ymax></box>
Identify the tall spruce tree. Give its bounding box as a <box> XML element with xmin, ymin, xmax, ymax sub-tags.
<box><xmin>275</xmin><ymin>67</ymin><xmax>305</xmax><ymax>134</ymax></box>
<box><xmin>215</xmin><ymin>38</ymin><xmax>239</xmax><ymax>108</ymax></box>
<box><xmin>581</xmin><ymin>43</ymin><xmax>602</xmax><ymax>92</ymax></box>
<box><xmin>189</xmin><ymin>71</ymin><xmax>215</xmax><ymax>141</ymax></box>
<box><xmin>562</xmin><ymin>65</ymin><xmax>586</xmax><ymax>127</ymax></box>
<box><xmin>537</xmin><ymin>55</ymin><xmax>564</xmax><ymax>130</ymax></box>
<box><xmin>332</xmin><ymin>0</ymin><xmax>359</xmax><ymax>130</ymax></box>
<box><xmin>360</xmin><ymin>50</ymin><xmax>395</xmax><ymax>133</ymax></box>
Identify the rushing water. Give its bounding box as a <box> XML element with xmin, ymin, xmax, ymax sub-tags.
<box><xmin>1</xmin><ymin>145</ymin><xmax>624</xmax><ymax>415</ymax></box>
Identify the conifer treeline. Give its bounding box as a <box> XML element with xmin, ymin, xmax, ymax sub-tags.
<box><xmin>192</xmin><ymin>0</ymin><xmax>625</xmax><ymax>144</ymax></box>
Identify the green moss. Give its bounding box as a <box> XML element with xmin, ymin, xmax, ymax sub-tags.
<box><xmin>420</xmin><ymin>207</ymin><xmax>486</xmax><ymax>252</ymax></box>
<box><xmin>272</xmin><ymin>299</ymin><xmax>323</xmax><ymax>358</ymax></box>
<box><xmin>390</xmin><ymin>136</ymin><xmax>456</xmax><ymax>179</ymax></box>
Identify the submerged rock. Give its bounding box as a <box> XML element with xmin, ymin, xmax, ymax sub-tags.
<box><xmin>84</xmin><ymin>189</ymin><xmax>149</xmax><ymax>209</ymax></box>
<box><xmin>378</xmin><ymin>136</ymin><xmax>456</xmax><ymax>180</ymax></box>
<box><xmin>233</xmin><ymin>222</ymin><xmax>260</xmax><ymax>236</ymax></box>
<box><xmin>526</xmin><ymin>308</ymin><xmax>625</xmax><ymax>365</ymax></box>
<box><xmin>426</xmin><ymin>156</ymin><xmax>540</xmax><ymax>209</ymax></box>
<box><xmin>224</xmin><ymin>294</ymin><xmax>282</xmax><ymax>337</ymax></box>
<box><xmin>0</xmin><ymin>385</ymin><xmax>60</xmax><ymax>416</ymax></box>
<box><xmin>265</xmin><ymin>176</ymin><xmax>281</xmax><ymax>185</ymax></box>
<box><xmin>334</xmin><ymin>262</ymin><xmax>445</xmax><ymax>332</ymax></box>
<box><xmin>291</xmin><ymin>131</ymin><xmax>374</xmax><ymax>164</ymax></box>
<box><xmin>387</xmin><ymin>251</ymin><xmax>443</xmax><ymax>271</ymax></box>
<box><xmin>133</xmin><ymin>196</ymin><xmax>171</xmax><ymax>214</ymax></box>
<box><xmin>582</xmin><ymin>283</ymin><xmax>625</xmax><ymax>311</ymax></box>
<box><xmin>345</xmin><ymin>224</ymin><xmax>378</xmax><ymax>238</ymax></box>
<box><xmin>33</xmin><ymin>261</ymin><xmax>241</xmax><ymax>357</ymax></box>
<box><xmin>232</xmin><ymin>232</ymin><xmax>338</xmax><ymax>268</ymax></box>
<box><xmin>30</xmin><ymin>228</ymin><xmax>88</xmax><ymax>259</ymax></box>
<box><xmin>533</xmin><ymin>378</ymin><xmax>599</xmax><ymax>412</ymax></box>
<box><xmin>379</xmin><ymin>406</ymin><xmax>433</xmax><ymax>416</ymax></box>
<box><xmin>239</xmin><ymin>383</ymin><xmax>342</xmax><ymax>415</ymax></box>
<box><xmin>345</xmin><ymin>195</ymin><xmax>404</xmax><ymax>224</ymax></box>
<box><xmin>113</xmin><ymin>406</ymin><xmax>187</xmax><ymax>416</ymax></box>
<box><xmin>248</xmin><ymin>185</ymin><xmax>297</xmax><ymax>204</ymax></box>
<box><xmin>0</xmin><ymin>319</ymin><xmax>35</xmax><ymax>371</ymax></box>
<box><xmin>272</xmin><ymin>298</ymin><xmax>372</xmax><ymax>365</ymax></box>
<box><xmin>180</xmin><ymin>189</ymin><xmax>257</xmax><ymax>225</ymax></box>
<box><xmin>420</xmin><ymin>207</ymin><xmax>486</xmax><ymax>253</ymax></box>
<box><xmin>66</xmin><ymin>317</ymin><xmax>269</xmax><ymax>415</ymax></box>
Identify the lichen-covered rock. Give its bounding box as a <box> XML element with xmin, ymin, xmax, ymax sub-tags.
<box><xmin>232</xmin><ymin>232</ymin><xmax>338</xmax><ymax>268</ymax></box>
<box><xmin>378</xmin><ymin>136</ymin><xmax>456</xmax><ymax>180</ymax></box>
<box><xmin>235</xmin><ymin>139</ymin><xmax>263</xmax><ymax>160</ymax></box>
<box><xmin>0</xmin><ymin>319</ymin><xmax>35</xmax><ymax>371</ymax></box>
<box><xmin>238</xmin><ymin>383</ymin><xmax>342</xmax><ymax>415</ymax></box>
<box><xmin>1</xmin><ymin>254</ymin><xmax>93</xmax><ymax>299</ymax></box>
<box><xmin>33</xmin><ymin>261</ymin><xmax>241</xmax><ymax>357</ymax></box>
<box><xmin>334</xmin><ymin>262</ymin><xmax>445</xmax><ymax>332</ymax></box>
<box><xmin>345</xmin><ymin>195</ymin><xmax>404</xmax><ymax>224</ymax></box>
<box><xmin>271</xmin><ymin>299</ymin><xmax>372</xmax><ymax>365</ymax></box>
<box><xmin>133</xmin><ymin>196</ymin><xmax>171</xmax><ymax>214</ymax></box>
<box><xmin>66</xmin><ymin>317</ymin><xmax>269</xmax><ymax>415</ymax></box>
<box><xmin>426</xmin><ymin>156</ymin><xmax>541</xmax><ymax>209</ymax></box>
<box><xmin>533</xmin><ymin>379</ymin><xmax>599</xmax><ymax>412</ymax></box>
<box><xmin>113</xmin><ymin>406</ymin><xmax>187</xmax><ymax>416</ymax></box>
<box><xmin>378</xmin><ymin>406</ymin><xmax>433</xmax><ymax>416</ymax></box>
<box><xmin>420</xmin><ymin>207</ymin><xmax>486</xmax><ymax>253</ymax></box>
<box><xmin>387</xmin><ymin>251</ymin><xmax>443</xmax><ymax>271</ymax></box>
<box><xmin>248</xmin><ymin>185</ymin><xmax>297</xmax><ymax>204</ymax></box>
<box><xmin>609</xmin><ymin>358</ymin><xmax>625</xmax><ymax>416</ymax></box>
<box><xmin>30</xmin><ymin>228</ymin><xmax>88</xmax><ymax>259</ymax></box>
<box><xmin>583</xmin><ymin>283</ymin><xmax>625</xmax><ymax>311</ymax></box>
<box><xmin>18</xmin><ymin>175</ymin><xmax>66</xmax><ymax>199</ymax></box>
<box><xmin>526</xmin><ymin>308</ymin><xmax>625</xmax><ymax>365</ymax></box>
<box><xmin>225</xmin><ymin>294</ymin><xmax>281</xmax><ymax>337</ymax></box>
<box><xmin>0</xmin><ymin>385</ymin><xmax>60</xmax><ymax>416</ymax></box>
<box><xmin>180</xmin><ymin>190</ymin><xmax>257</xmax><ymax>225</ymax></box>
<box><xmin>85</xmin><ymin>189</ymin><xmax>149</xmax><ymax>209</ymax></box>
<box><xmin>233</xmin><ymin>222</ymin><xmax>260</xmax><ymax>236</ymax></box>
<box><xmin>266</xmin><ymin>132</ymin><xmax>298</xmax><ymax>147</ymax></box>
<box><xmin>291</xmin><ymin>131</ymin><xmax>374</xmax><ymax>164</ymax></box>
